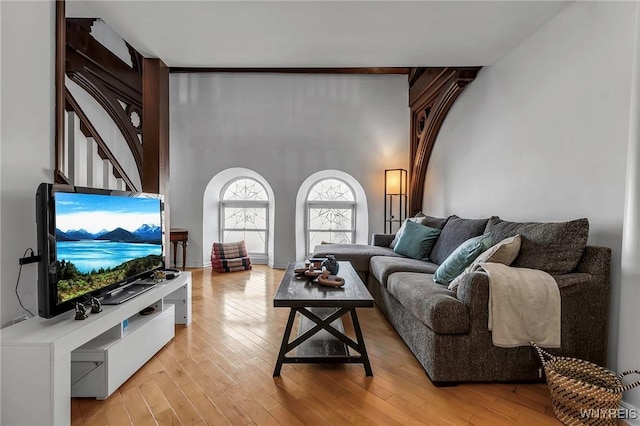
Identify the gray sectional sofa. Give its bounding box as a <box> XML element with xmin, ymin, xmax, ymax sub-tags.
<box><xmin>312</xmin><ymin>215</ymin><xmax>611</xmax><ymax>385</ymax></box>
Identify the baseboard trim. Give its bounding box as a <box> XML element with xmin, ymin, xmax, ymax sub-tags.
<box><xmin>177</xmin><ymin>261</ymin><xmax>286</xmax><ymax>270</ymax></box>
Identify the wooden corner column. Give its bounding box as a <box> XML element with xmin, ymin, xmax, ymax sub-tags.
<box><xmin>54</xmin><ymin>0</ymin><xmax>67</xmax><ymax>183</ymax></box>
<box><xmin>142</xmin><ymin>58</ymin><xmax>171</xmax><ymax>266</ymax></box>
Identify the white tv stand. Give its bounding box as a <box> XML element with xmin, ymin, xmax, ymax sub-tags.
<box><xmin>1</xmin><ymin>272</ymin><xmax>192</xmax><ymax>426</ymax></box>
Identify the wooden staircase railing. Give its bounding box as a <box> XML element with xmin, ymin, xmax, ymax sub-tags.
<box><xmin>56</xmin><ymin>88</ymin><xmax>138</xmax><ymax>192</ymax></box>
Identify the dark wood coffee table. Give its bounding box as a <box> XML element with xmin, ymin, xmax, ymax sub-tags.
<box><xmin>273</xmin><ymin>261</ymin><xmax>374</xmax><ymax>376</ymax></box>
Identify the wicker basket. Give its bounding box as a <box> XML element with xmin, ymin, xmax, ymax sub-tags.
<box><xmin>532</xmin><ymin>342</ymin><xmax>640</xmax><ymax>425</ymax></box>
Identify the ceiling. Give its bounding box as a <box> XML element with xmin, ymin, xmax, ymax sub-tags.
<box><xmin>67</xmin><ymin>1</ymin><xmax>572</xmax><ymax>68</ymax></box>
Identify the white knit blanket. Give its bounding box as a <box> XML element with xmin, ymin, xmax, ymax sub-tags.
<box><xmin>472</xmin><ymin>262</ymin><xmax>561</xmax><ymax>348</ymax></box>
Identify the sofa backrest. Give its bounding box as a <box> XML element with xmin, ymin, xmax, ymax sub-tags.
<box><xmin>429</xmin><ymin>215</ymin><xmax>490</xmax><ymax>265</ymax></box>
<box><xmin>484</xmin><ymin>216</ymin><xmax>589</xmax><ymax>275</ymax></box>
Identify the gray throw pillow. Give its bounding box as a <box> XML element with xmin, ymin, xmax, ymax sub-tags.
<box><xmin>419</xmin><ymin>213</ymin><xmax>449</xmax><ymax>230</ymax></box>
<box><xmin>484</xmin><ymin>217</ymin><xmax>589</xmax><ymax>275</ymax></box>
<box><xmin>429</xmin><ymin>215</ymin><xmax>490</xmax><ymax>265</ymax></box>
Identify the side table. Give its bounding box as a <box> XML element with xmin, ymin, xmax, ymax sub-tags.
<box><xmin>170</xmin><ymin>228</ymin><xmax>188</xmax><ymax>270</ymax></box>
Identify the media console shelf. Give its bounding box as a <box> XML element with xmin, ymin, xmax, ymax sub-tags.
<box><xmin>1</xmin><ymin>272</ymin><xmax>192</xmax><ymax>426</ymax></box>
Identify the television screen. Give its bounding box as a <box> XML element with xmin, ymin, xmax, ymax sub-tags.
<box><xmin>54</xmin><ymin>192</ymin><xmax>163</xmax><ymax>303</ymax></box>
<box><xmin>36</xmin><ymin>184</ymin><xmax>165</xmax><ymax>318</ymax></box>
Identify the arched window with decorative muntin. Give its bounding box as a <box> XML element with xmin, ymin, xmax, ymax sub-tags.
<box><xmin>220</xmin><ymin>177</ymin><xmax>269</xmax><ymax>256</ymax></box>
<box><xmin>305</xmin><ymin>178</ymin><xmax>356</xmax><ymax>254</ymax></box>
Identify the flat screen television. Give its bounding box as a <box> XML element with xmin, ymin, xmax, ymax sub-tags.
<box><xmin>36</xmin><ymin>183</ymin><xmax>165</xmax><ymax>318</ymax></box>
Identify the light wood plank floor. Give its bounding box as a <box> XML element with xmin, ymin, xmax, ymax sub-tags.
<box><xmin>72</xmin><ymin>265</ymin><xmax>562</xmax><ymax>425</ymax></box>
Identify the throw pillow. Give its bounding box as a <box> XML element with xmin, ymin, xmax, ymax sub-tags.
<box><xmin>484</xmin><ymin>217</ymin><xmax>589</xmax><ymax>275</ymax></box>
<box><xmin>433</xmin><ymin>233</ymin><xmax>493</xmax><ymax>284</ymax></box>
<box><xmin>211</xmin><ymin>240</ymin><xmax>248</xmax><ymax>260</ymax></box>
<box><xmin>447</xmin><ymin>234</ymin><xmax>521</xmax><ymax>291</ymax></box>
<box><xmin>390</xmin><ymin>216</ymin><xmax>427</xmax><ymax>248</ymax></box>
<box><xmin>474</xmin><ymin>234</ymin><xmax>521</xmax><ymax>266</ymax></box>
<box><xmin>393</xmin><ymin>220</ymin><xmax>441</xmax><ymax>260</ymax></box>
<box><xmin>429</xmin><ymin>215</ymin><xmax>490</xmax><ymax>264</ymax></box>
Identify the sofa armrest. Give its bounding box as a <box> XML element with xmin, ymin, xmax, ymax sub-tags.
<box><xmin>371</xmin><ymin>233</ymin><xmax>395</xmax><ymax>247</ymax></box>
<box><xmin>553</xmin><ymin>273</ymin><xmax>593</xmax><ymax>290</ymax></box>
<box><xmin>575</xmin><ymin>246</ymin><xmax>611</xmax><ymax>279</ymax></box>
<box><xmin>456</xmin><ymin>265</ymin><xmax>609</xmax><ymax>365</ymax></box>
<box><xmin>455</xmin><ymin>272</ymin><xmax>491</xmax><ymax>328</ymax></box>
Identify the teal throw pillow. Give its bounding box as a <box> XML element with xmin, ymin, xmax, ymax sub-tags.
<box><xmin>433</xmin><ymin>233</ymin><xmax>493</xmax><ymax>284</ymax></box>
<box><xmin>393</xmin><ymin>220</ymin><xmax>441</xmax><ymax>260</ymax></box>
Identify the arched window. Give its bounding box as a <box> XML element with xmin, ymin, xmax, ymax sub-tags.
<box><xmin>305</xmin><ymin>178</ymin><xmax>356</xmax><ymax>254</ymax></box>
<box><xmin>220</xmin><ymin>177</ymin><xmax>269</xmax><ymax>256</ymax></box>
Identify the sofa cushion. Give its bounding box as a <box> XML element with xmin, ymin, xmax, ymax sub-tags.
<box><xmin>370</xmin><ymin>256</ymin><xmax>439</xmax><ymax>287</ymax></box>
<box><xmin>433</xmin><ymin>233</ymin><xmax>493</xmax><ymax>284</ymax></box>
<box><xmin>312</xmin><ymin>243</ymin><xmax>403</xmax><ymax>273</ymax></box>
<box><xmin>387</xmin><ymin>272</ymin><xmax>469</xmax><ymax>335</ymax></box>
<box><xmin>393</xmin><ymin>221</ymin><xmax>441</xmax><ymax>260</ymax></box>
<box><xmin>484</xmin><ymin>217</ymin><xmax>589</xmax><ymax>275</ymax></box>
<box><xmin>429</xmin><ymin>215</ymin><xmax>490</xmax><ymax>265</ymax></box>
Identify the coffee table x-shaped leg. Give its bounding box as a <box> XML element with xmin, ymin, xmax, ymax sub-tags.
<box><xmin>273</xmin><ymin>306</ymin><xmax>373</xmax><ymax>377</ymax></box>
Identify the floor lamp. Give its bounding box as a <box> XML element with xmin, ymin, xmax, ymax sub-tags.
<box><xmin>384</xmin><ymin>169</ymin><xmax>407</xmax><ymax>234</ymax></box>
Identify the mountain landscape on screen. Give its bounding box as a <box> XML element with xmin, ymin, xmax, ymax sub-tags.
<box><xmin>55</xmin><ymin>224</ymin><xmax>161</xmax><ymax>244</ymax></box>
<box><xmin>54</xmin><ymin>222</ymin><xmax>163</xmax><ymax>302</ymax></box>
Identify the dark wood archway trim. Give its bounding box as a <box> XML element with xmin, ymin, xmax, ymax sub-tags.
<box><xmin>408</xmin><ymin>67</ymin><xmax>480</xmax><ymax>214</ymax></box>
<box><xmin>66</xmin><ymin>67</ymin><xmax>143</xmax><ymax>177</ymax></box>
<box><xmin>66</xmin><ymin>18</ymin><xmax>143</xmax><ymax>176</ymax></box>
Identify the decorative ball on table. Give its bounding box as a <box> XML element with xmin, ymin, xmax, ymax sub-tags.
<box><xmin>321</xmin><ymin>255</ymin><xmax>339</xmax><ymax>275</ymax></box>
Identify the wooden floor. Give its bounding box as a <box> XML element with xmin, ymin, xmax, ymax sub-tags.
<box><xmin>71</xmin><ymin>265</ymin><xmax>562</xmax><ymax>425</ymax></box>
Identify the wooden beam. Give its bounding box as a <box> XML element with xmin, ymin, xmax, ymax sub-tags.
<box><xmin>169</xmin><ymin>67</ymin><xmax>411</xmax><ymax>75</ymax></box>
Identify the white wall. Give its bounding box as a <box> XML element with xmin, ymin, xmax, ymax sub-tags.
<box><xmin>1</xmin><ymin>1</ymin><xmax>55</xmax><ymax>326</ymax></box>
<box><xmin>170</xmin><ymin>73</ymin><xmax>409</xmax><ymax>268</ymax></box>
<box><xmin>424</xmin><ymin>1</ymin><xmax>640</xmax><ymax>411</ymax></box>
<box><xmin>620</xmin><ymin>3</ymin><xmax>640</xmax><ymax>421</ymax></box>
